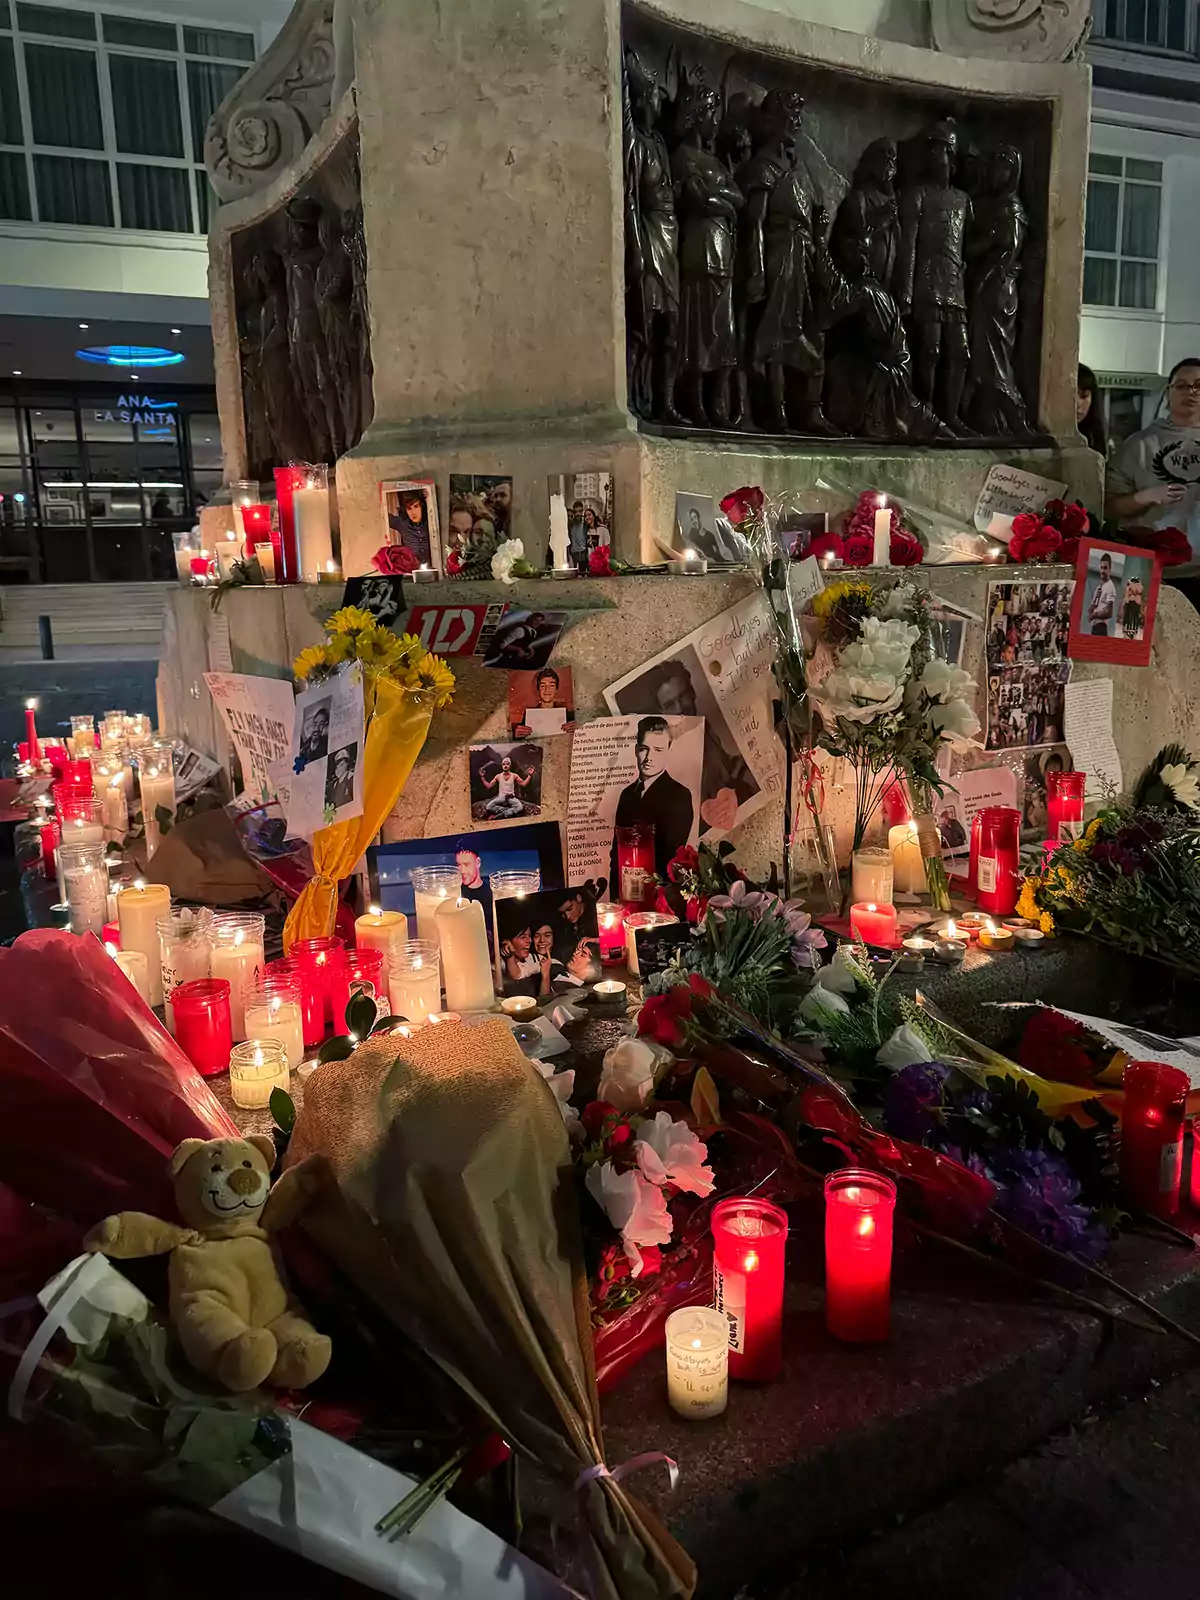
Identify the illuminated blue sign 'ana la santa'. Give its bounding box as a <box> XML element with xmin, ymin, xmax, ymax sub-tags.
<box><xmin>76</xmin><ymin>344</ymin><xmax>184</xmax><ymax>368</ymax></box>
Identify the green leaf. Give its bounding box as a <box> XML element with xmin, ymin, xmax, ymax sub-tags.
<box><xmin>177</xmin><ymin>1406</ymin><xmax>263</xmax><ymax>1467</ymax></box>
<box><xmin>317</xmin><ymin>1035</ymin><xmax>356</xmax><ymax>1063</ymax></box>
<box><xmin>269</xmin><ymin>1087</ymin><xmax>295</xmax><ymax>1134</ymax></box>
<box><xmin>346</xmin><ymin>989</ymin><xmax>379</xmax><ymax>1041</ymax></box>
<box><xmin>371</xmin><ymin>1015</ymin><xmax>405</xmax><ymax>1035</ymax></box>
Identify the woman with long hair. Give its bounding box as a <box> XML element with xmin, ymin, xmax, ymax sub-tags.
<box><xmin>1106</xmin><ymin>355</ymin><xmax>1200</xmax><ymax>561</ymax></box>
<box><xmin>1076</xmin><ymin>364</ymin><xmax>1107</xmax><ymax>456</ymax></box>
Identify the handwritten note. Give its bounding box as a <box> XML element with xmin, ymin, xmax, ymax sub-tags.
<box><xmin>204</xmin><ymin>671</ymin><xmax>295</xmax><ymax>804</ymax></box>
<box><xmin>974</xmin><ymin>464</ymin><xmax>1067</xmax><ymax>539</ymax></box>
<box><xmin>1064</xmin><ymin>677</ymin><xmax>1122</xmax><ymax>798</ymax></box>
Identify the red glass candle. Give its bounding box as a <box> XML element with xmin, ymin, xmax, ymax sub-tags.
<box><xmin>615</xmin><ymin>823</ymin><xmax>656</xmax><ymax>909</ymax></box>
<box><xmin>712</xmin><ymin>1197</ymin><xmax>788</xmax><ymax>1381</ymax></box>
<box><xmin>293</xmin><ymin>935</ymin><xmax>347</xmax><ymax>1047</ymax></box>
<box><xmin>1046</xmin><ymin>770</ymin><xmax>1086</xmax><ymax>844</ymax></box>
<box><xmin>849</xmin><ymin>900</ymin><xmax>899</xmax><ymax>946</ymax></box>
<box><xmin>975</xmin><ymin>806</ymin><xmax>1020</xmax><ymax>916</ymax></box>
<box><xmin>102</xmin><ymin>920</ymin><xmax>120</xmax><ymax>948</ymax></box>
<box><xmin>24</xmin><ymin>700</ymin><xmax>39</xmax><ymax>763</ymax></box>
<box><xmin>273</xmin><ymin>468</ymin><xmax>307</xmax><ymax>583</ymax></box>
<box><xmin>341</xmin><ymin>947</ymin><xmax>384</xmax><ymax>1032</ymax></box>
<box><xmin>880</xmin><ymin>779</ymin><xmax>910</xmax><ymax>830</ymax></box>
<box><xmin>597</xmin><ymin>902</ymin><xmax>626</xmax><ymax>964</ymax></box>
<box><xmin>171</xmin><ymin>978</ymin><xmax>233</xmax><ymax>1078</ymax></box>
<box><xmin>824</xmin><ymin>1167</ymin><xmax>897</xmax><ymax>1343</ymax></box>
<box><xmin>40</xmin><ymin>817</ymin><xmax>60</xmax><ymax>879</ymax></box>
<box><xmin>1190</xmin><ymin>1118</ymin><xmax>1200</xmax><ymax>1212</ymax></box>
<box><xmin>1121</xmin><ymin>1060</ymin><xmax>1189</xmax><ymax>1219</ymax></box>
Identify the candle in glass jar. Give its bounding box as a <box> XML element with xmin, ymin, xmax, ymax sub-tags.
<box><xmin>437</xmin><ymin>896</ymin><xmax>495</xmax><ymax>1012</ymax></box>
<box><xmin>488</xmin><ymin>869</ymin><xmax>541</xmax><ymax>981</ymax></box>
<box><xmin>228</xmin><ymin>1039</ymin><xmax>289</xmax><ymax>1110</ymax></box>
<box><xmin>244</xmin><ymin>979</ymin><xmax>304</xmax><ymax>1070</ymax></box>
<box><xmin>210</xmin><ymin>913</ymin><xmax>266</xmax><ymax>1039</ymax></box>
<box><xmin>101</xmin><ymin>771</ymin><xmax>129</xmax><ymax>843</ymax></box>
<box><xmin>615</xmin><ymin>823</ymin><xmax>656</xmax><ymax>909</ymax></box>
<box><xmin>24</xmin><ymin>699</ymin><xmax>39</xmax><ymax>762</ymax></box>
<box><xmin>624</xmin><ymin>911</ymin><xmax>679</xmax><ymax>977</ymax></box>
<box><xmin>215</xmin><ymin>532</ymin><xmax>241</xmax><ymax>581</ymax></box>
<box><xmin>60</xmin><ymin>840</ymin><xmax>108</xmax><ymax>935</ymax></box>
<box><xmin>107</xmin><ymin>941</ymin><xmax>151</xmax><ymax>1006</ymax></box>
<box><xmin>410</xmin><ymin>866</ymin><xmax>461</xmax><ymax>946</ymax></box>
<box><xmin>354</xmin><ymin>905</ymin><xmax>409</xmax><ymax>994</ymax></box>
<box><xmin>1121</xmin><ymin>1060</ymin><xmax>1190</xmax><ymax>1220</ymax></box>
<box><xmin>116</xmin><ymin>880</ymin><xmax>170</xmax><ymax>1005</ymax></box>
<box><xmin>254</xmin><ymin>542</ymin><xmax>276</xmax><ymax>582</ymax></box>
<box><xmin>1046</xmin><ymin>769</ymin><xmax>1086</xmax><ymax>844</ymax></box>
<box><xmin>824</xmin><ymin>1168</ymin><xmax>897</xmax><ymax>1343</ymax></box>
<box><xmin>712</xmin><ymin>1197</ymin><xmax>788</xmax><ymax>1381</ymax></box>
<box><xmin>139</xmin><ymin>761</ymin><xmax>176</xmax><ymax>859</ymax></box>
<box><xmin>849</xmin><ymin>901</ymin><xmax>899</xmax><ymax>946</ymax></box>
<box><xmin>294</xmin><ymin>468</ymin><xmax>333</xmax><ymax>581</ymax></box>
<box><xmin>975</xmin><ymin>806</ymin><xmax>1021</xmax><ymax>917</ymax></box>
<box><xmin>596</xmin><ymin>901</ymin><xmax>626</xmax><ymax>964</ymax></box>
<box><xmin>171</xmin><ymin>979</ymin><xmax>233</xmax><ymax>1078</ymax></box>
<box><xmin>390</xmin><ymin>940</ymin><xmax>442</xmax><ymax>1026</ymax></box>
<box><xmin>70</xmin><ymin>715</ymin><xmax>95</xmax><ymax>757</ymax></box>
<box><xmin>292</xmin><ymin>936</ymin><xmax>346</xmax><ymax>1047</ymax></box>
<box><xmin>887</xmin><ymin>823</ymin><xmax>924</xmax><ymax>896</ymax></box>
<box><xmin>665</xmin><ymin>1306</ymin><xmax>729</xmax><ymax>1420</ymax></box>
<box><xmin>850</xmin><ymin>847</ymin><xmax>893</xmax><ymax>905</ymax></box>
<box><xmin>158</xmin><ymin>907</ymin><xmax>213</xmax><ymax>1032</ymax></box>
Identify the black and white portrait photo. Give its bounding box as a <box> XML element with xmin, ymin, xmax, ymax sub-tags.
<box><xmin>324</xmin><ymin>743</ymin><xmax>358</xmax><ymax>810</ymax></box>
<box><xmin>608</xmin><ymin>716</ymin><xmax>696</xmax><ymax>890</ymax></box>
<box><xmin>674</xmin><ymin>491</ymin><xmax>749</xmax><ymax>565</ymax></box>
<box><xmin>299</xmin><ymin>697</ymin><xmax>331</xmax><ymax>763</ymax></box>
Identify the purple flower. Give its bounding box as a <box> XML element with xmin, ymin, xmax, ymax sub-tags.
<box><xmin>1091</xmin><ymin>840</ymin><xmax>1140</xmax><ymax>875</ymax></box>
<box><xmin>884</xmin><ymin>1060</ymin><xmax>952</xmax><ymax>1142</ymax></box>
<box><xmin>989</xmin><ymin>1147</ymin><xmax>1108</xmax><ymax>1262</ymax></box>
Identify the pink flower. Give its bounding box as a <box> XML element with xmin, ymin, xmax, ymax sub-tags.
<box><xmin>585</xmin><ymin>1161</ymin><xmax>673</xmax><ymax>1275</ymax></box>
<box><xmin>589</xmin><ymin>546</ymin><xmax>614</xmax><ymax>576</ymax></box>
<box><xmin>634</xmin><ymin>1111</ymin><xmax>715</xmax><ymax>1197</ymax></box>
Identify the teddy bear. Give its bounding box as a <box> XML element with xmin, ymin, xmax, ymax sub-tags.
<box><xmin>85</xmin><ymin>1135</ymin><xmax>332</xmax><ymax>1394</ymax></box>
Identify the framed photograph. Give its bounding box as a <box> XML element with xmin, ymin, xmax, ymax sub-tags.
<box><xmin>365</xmin><ymin>821</ymin><xmax>565</xmax><ymax>956</ymax></box>
<box><xmin>494</xmin><ymin>885</ymin><xmax>601</xmax><ymax>998</ymax></box>
<box><xmin>381</xmin><ymin>478</ymin><xmax>441</xmax><ymax>570</ymax></box>
<box><xmin>547</xmin><ymin>472</ymin><xmax>613</xmax><ymax>573</ymax></box>
<box><xmin>469</xmin><ymin>741</ymin><xmax>544</xmax><ymax>821</ymax></box>
<box><xmin>1067</xmin><ymin>537</ymin><xmax>1161</xmax><ymax>668</ymax></box>
<box><xmin>481</xmin><ymin>608</ymin><xmax>567</xmax><ymax>672</ymax></box>
<box><xmin>447</xmin><ymin>474</ymin><xmax>514</xmax><ymax>553</ymax></box>
<box><xmin>509</xmin><ymin>665</ymin><xmax>574</xmax><ymax>739</ymax></box>
<box><xmin>673</xmin><ymin>490</ymin><xmax>748</xmax><ymax>565</ymax></box>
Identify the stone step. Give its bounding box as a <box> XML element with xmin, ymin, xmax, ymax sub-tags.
<box><xmin>0</xmin><ymin>582</ymin><xmax>167</xmax><ymax>656</ymax></box>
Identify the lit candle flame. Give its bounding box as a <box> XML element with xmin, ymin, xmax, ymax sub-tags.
<box><xmin>683</xmin><ymin>547</ymin><xmax>698</xmax><ymax>560</ymax></box>
<box><xmin>369</xmin><ymin>904</ymin><xmax>382</xmax><ymax>919</ymax></box>
<box><xmin>253</xmin><ymin>1048</ymin><xmax>263</xmax><ymax>1067</ymax></box>
<box><xmin>866</xmin><ymin>902</ymin><xmax>876</xmax><ymax>913</ymax></box>
<box><xmin>25</xmin><ymin>698</ymin><xmax>36</xmax><ymax>710</ymax></box>
<box><xmin>234</xmin><ymin>928</ymin><xmax>244</xmax><ymax>947</ymax></box>
<box><xmin>856</xmin><ymin>1214</ymin><xmax>875</xmax><ymax>1240</ymax></box>
<box><xmin>984</xmin><ymin>919</ymin><xmax>996</xmax><ymax>934</ymax></box>
<box><xmin>134</xmin><ymin>878</ymin><xmax>145</xmax><ymax>891</ymax></box>
<box><xmin>743</xmin><ymin>1250</ymin><xmax>759</xmax><ymax>1272</ymax></box>
<box><xmin>270</xmin><ymin>996</ymin><xmax>281</xmax><ymax>1014</ymax></box>
<box><xmin>691</xmin><ymin>1338</ymin><xmax>702</xmax><ymax>1349</ymax></box>
<box><xmin>946</xmin><ymin>919</ymin><xmax>957</xmax><ymax>938</ymax></box>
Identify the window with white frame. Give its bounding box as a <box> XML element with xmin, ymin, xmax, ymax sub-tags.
<box><xmin>1083</xmin><ymin>152</ymin><xmax>1163</xmax><ymax>311</ymax></box>
<box><xmin>0</xmin><ymin>2</ymin><xmax>256</xmax><ymax>234</ymax></box>
<box><xmin>1091</xmin><ymin>0</ymin><xmax>1196</xmax><ymax>54</ymax></box>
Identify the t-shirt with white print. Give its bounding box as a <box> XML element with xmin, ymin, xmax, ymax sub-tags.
<box><xmin>1108</xmin><ymin>420</ymin><xmax>1200</xmax><ymax>559</ymax></box>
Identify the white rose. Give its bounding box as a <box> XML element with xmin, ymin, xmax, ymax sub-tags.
<box><xmin>597</xmin><ymin>1036</ymin><xmax>669</xmax><ymax>1112</ymax></box>
<box><xmin>932</xmin><ymin>697</ymin><xmax>982</xmax><ymax>744</ymax></box>
<box><xmin>882</xmin><ymin>583</ymin><xmax>916</xmax><ymax>619</ymax></box>
<box><xmin>799</xmin><ymin>985</ymin><xmax>851</xmax><ymax>1025</ymax></box>
<box><xmin>876</xmin><ymin>1022</ymin><xmax>934</xmax><ymax>1071</ymax></box>
<box><xmin>490</xmin><ymin>538</ymin><xmax>525</xmax><ymax>585</ymax></box>
<box><xmin>919</xmin><ymin>659</ymin><xmax>974</xmax><ymax>704</ymax></box>
<box><xmin>816</xmin><ymin>941</ymin><xmax>864</xmax><ymax>994</ymax></box>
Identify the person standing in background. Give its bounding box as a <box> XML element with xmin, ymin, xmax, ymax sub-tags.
<box><xmin>1077</xmin><ymin>364</ymin><xmax>1107</xmax><ymax>457</ymax></box>
<box><xmin>1107</xmin><ymin>357</ymin><xmax>1200</xmax><ymax>560</ymax></box>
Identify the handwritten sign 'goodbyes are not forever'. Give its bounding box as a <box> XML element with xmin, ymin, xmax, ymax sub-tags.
<box><xmin>204</xmin><ymin>672</ymin><xmax>296</xmax><ymax>804</ymax></box>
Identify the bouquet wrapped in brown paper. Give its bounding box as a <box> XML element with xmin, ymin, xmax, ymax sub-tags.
<box><xmin>286</xmin><ymin>1018</ymin><xmax>695</xmax><ymax>1600</ymax></box>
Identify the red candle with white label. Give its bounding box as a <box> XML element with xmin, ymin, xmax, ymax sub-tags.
<box><xmin>824</xmin><ymin>1168</ymin><xmax>897</xmax><ymax>1343</ymax></box>
<box><xmin>597</xmin><ymin>901</ymin><xmax>626</xmax><ymax>964</ymax></box>
<box><xmin>849</xmin><ymin>900</ymin><xmax>899</xmax><ymax>947</ymax></box>
<box><xmin>1121</xmin><ymin>1060</ymin><xmax>1189</xmax><ymax>1220</ymax></box>
<box><xmin>712</xmin><ymin>1197</ymin><xmax>788</xmax><ymax>1381</ymax></box>
<box><xmin>974</xmin><ymin>806</ymin><xmax>1020</xmax><ymax>916</ymax></box>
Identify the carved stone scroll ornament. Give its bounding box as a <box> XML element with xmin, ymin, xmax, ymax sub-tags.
<box><xmin>931</xmin><ymin>0</ymin><xmax>1090</xmax><ymax>61</ymax></box>
<box><xmin>205</xmin><ymin>0</ymin><xmax>337</xmax><ymax>203</ymax></box>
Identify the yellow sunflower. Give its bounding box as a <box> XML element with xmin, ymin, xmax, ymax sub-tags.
<box><xmin>354</xmin><ymin>625</ymin><xmax>405</xmax><ymax>672</ymax></box>
<box><xmin>325</xmin><ymin>605</ymin><xmax>377</xmax><ymax>637</ymax></box>
<box><xmin>405</xmin><ymin>650</ymin><xmax>456</xmax><ymax>708</ymax></box>
<box><xmin>293</xmin><ymin>644</ymin><xmax>333</xmax><ymax>681</ymax></box>
<box><xmin>811</xmin><ymin>579</ymin><xmax>872</xmax><ymax>622</ymax></box>
<box><xmin>325</xmin><ymin>632</ymin><xmax>355</xmax><ymax>665</ymax></box>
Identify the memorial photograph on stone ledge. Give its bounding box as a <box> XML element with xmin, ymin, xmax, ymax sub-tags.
<box><xmin>622</xmin><ymin>7</ymin><xmax>1049</xmax><ymax>447</ymax></box>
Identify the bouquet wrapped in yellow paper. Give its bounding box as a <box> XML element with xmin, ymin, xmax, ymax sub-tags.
<box><xmin>283</xmin><ymin>607</ymin><xmax>454</xmax><ymax>950</ymax></box>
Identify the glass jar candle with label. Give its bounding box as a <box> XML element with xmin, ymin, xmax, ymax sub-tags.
<box><xmin>824</xmin><ymin>1168</ymin><xmax>897</xmax><ymax>1343</ymax></box>
<box><xmin>1121</xmin><ymin>1060</ymin><xmax>1190</xmax><ymax>1220</ymax></box>
<box><xmin>596</xmin><ymin>902</ymin><xmax>626</xmax><ymax>964</ymax></box>
<box><xmin>292</xmin><ymin>936</ymin><xmax>347</xmax><ymax>1048</ymax></box>
<box><xmin>244</xmin><ymin>974</ymin><xmax>304</xmax><ymax>1070</ymax></box>
<box><xmin>158</xmin><ymin>908</ymin><xmax>213</xmax><ymax>1033</ymax></box>
<box><xmin>1046</xmin><ymin>770</ymin><xmax>1086</xmax><ymax>844</ymax></box>
<box><xmin>615</xmin><ymin>823</ymin><xmax>657</xmax><ymax>910</ymax></box>
<box><xmin>711</xmin><ymin>1197</ymin><xmax>788</xmax><ymax>1381</ymax></box>
<box><xmin>974</xmin><ymin>806</ymin><xmax>1021</xmax><ymax>917</ymax></box>
<box><xmin>342</xmin><ymin>947</ymin><xmax>385</xmax><ymax>1033</ymax></box>
<box><xmin>60</xmin><ymin>840</ymin><xmax>109</xmax><ymax>935</ymax></box>
<box><xmin>665</xmin><ymin>1306</ymin><xmax>729</xmax><ymax>1420</ymax></box>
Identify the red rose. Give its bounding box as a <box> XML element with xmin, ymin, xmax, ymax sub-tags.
<box><xmin>1044</xmin><ymin>499</ymin><xmax>1067</xmax><ymax>521</ymax></box>
<box><xmin>1058</xmin><ymin>501</ymin><xmax>1090</xmax><ymax>538</ymax></box>
<box><xmin>1058</xmin><ymin>536</ymin><xmax>1080</xmax><ymax>566</ymax></box>
<box><xmin>842</xmin><ymin>533</ymin><xmax>874</xmax><ymax>567</ymax></box>
<box><xmin>589</xmin><ymin>546</ymin><xmax>614</xmax><ymax>576</ymax></box>
<box><xmin>637</xmin><ymin>1246</ymin><xmax>663</xmax><ymax>1277</ymax></box>
<box><xmin>809</xmin><ymin>532</ymin><xmax>845</xmax><ymax>563</ymax></box>
<box><xmin>1008</xmin><ymin>519</ymin><xmax>1062</xmax><ymax>563</ymax></box>
<box><xmin>445</xmin><ymin>549</ymin><xmax>464</xmax><ymax>576</ymax></box>
<box><xmin>719</xmin><ymin>485</ymin><xmax>765</xmax><ymax>526</ymax></box>
<box><xmin>889</xmin><ymin>529</ymin><xmax>924</xmax><ymax>567</ymax></box>
<box><xmin>373</xmin><ymin>544</ymin><xmax>420</xmax><ymax>576</ymax></box>
<box><xmin>582</xmin><ymin>1100</ymin><xmax>618</xmax><ymax>1141</ymax></box>
<box><xmin>1126</xmin><ymin>524</ymin><xmax>1191</xmax><ymax>567</ymax></box>
<box><xmin>637</xmin><ymin>986</ymin><xmax>694</xmax><ymax>1048</ymax></box>
<box><xmin>667</xmin><ymin>845</ymin><xmax>699</xmax><ymax>883</ymax></box>
<box><xmin>1010</xmin><ymin>511</ymin><xmax>1044</xmax><ymax>541</ymax></box>
<box><xmin>687</xmin><ymin>972</ymin><xmax>713</xmax><ymax>1001</ymax></box>
<box><xmin>606</xmin><ymin>1122</ymin><xmax>633</xmax><ymax>1151</ymax></box>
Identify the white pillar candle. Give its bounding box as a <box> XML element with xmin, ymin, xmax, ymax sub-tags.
<box><xmin>139</xmin><ymin>764</ymin><xmax>176</xmax><ymax>859</ymax></box>
<box><xmin>888</xmin><ymin>823</ymin><xmax>924</xmax><ymax>896</ymax></box>
<box><xmin>117</xmin><ymin>882</ymin><xmax>170</xmax><ymax>1006</ymax></box>
<box><xmin>294</xmin><ymin>485</ymin><xmax>333</xmax><ymax>581</ymax></box>
<box><xmin>101</xmin><ymin>773</ymin><xmax>129</xmax><ymax>844</ymax></box>
<box><xmin>107</xmin><ymin>942</ymin><xmax>151</xmax><ymax>1006</ymax></box>
<box><xmin>244</xmin><ymin>993</ymin><xmax>304</xmax><ymax>1070</ymax></box>
<box><xmin>436</xmin><ymin>896</ymin><xmax>495</xmax><ymax>1012</ymax></box>
<box><xmin>354</xmin><ymin>905</ymin><xmax>409</xmax><ymax>995</ymax></box>
<box><xmin>850</xmin><ymin>847</ymin><xmax>894</xmax><ymax>906</ymax></box>
<box><xmin>228</xmin><ymin>1040</ymin><xmax>290</xmax><ymax>1110</ymax></box>
<box><xmin>665</xmin><ymin>1306</ymin><xmax>729</xmax><ymax>1420</ymax></box>
<box><xmin>549</xmin><ymin>490</ymin><xmax>570</xmax><ymax>570</ymax></box>
<box><xmin>411</xmin><ymin>868</ymin><xmax>460</xmax><ymax>945</ymax></box>
<box><xmin>872</xmin><ymin>498</ymin><xmax>891</xmax><ymax>566</ymax></box>
<box><xmin>210</xmin><ymin>920</ymin><xmax>266</xmax><ymax>1040</ymax></box>
<box><xmin>390</xmin><ymin>943</ymin><xmax>442</xmax><ymax>1025</ymax></box>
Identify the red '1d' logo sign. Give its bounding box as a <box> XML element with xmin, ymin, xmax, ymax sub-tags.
<box><xmin>407</xmin><ymin>603</ymin><xmax>504</xmax><ymax>656</ymax></box>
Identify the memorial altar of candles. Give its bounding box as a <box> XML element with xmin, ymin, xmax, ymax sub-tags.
<box><xmin>488</xmin><ymin>869</ymin><xmax>541</xmax><ymax>981</ymax></box>
<box><xmin>228</xmin><ymin>1039</ymin><xmax>290</xmax><ymax>1110</ymax></box>
<box><xmin>664</xmin><ymin>1306</ymin><xmax>729</xmax><ymax>1420</ymax></box>
<box><xmin>107</xmin><ymin>941</ymin><xmax>151</xmax><ymax>1006</ymax></box>
<box><xmin>293</xmin><ymin>464</ymin><xmax>334</xmax><ymax>582</ymax></box>
<box><xmin>60</xmin><ymin>840</ymin><xmax>108</xmax><ymax>935</ymax></box>
<box><xmin>849</xmin><ymin>900</ymin><xmax>898</xmax><ymax>947</ymax></box>
<box><xmin>825</xmin><ymin>1169</ymin><xmax>897</xmax><ymax>1346</ymax></box>
<box><xmin>293</xmin><ymin>936</ymin><xmax>347</xmax><ymax>1048</ymax></box>
<box><xmin>171</xmin><ymin>979</ymin><xmax>233</xmax><ymax>1078</ymax></box>
<box><xmin>354</xmin><ymin>905</ymin><xmax>408</xmax><ymax>994</ymax></box>
<box><xmin>887</xmin><ymin>823</ymin><xmax>924</xmax><ymax>896</ymax></box>
<box><xmin>138</xmin><ymin>757</ymin><xmax>176</xmax><ymax>859</ymax></box>
<box><xmin>1046</xmin><ymin>769</ymin><xmax>1086</xmax><ymax>844</ymax></box>
<box><xmin>244</xmin><ymin>976</ymin><xmax>304</xmax><ymax>1070</ymax></box>
<box><xmin>712</xmin><ymin>1197</ymin><xmax>789</xmax><ymax>1381</ymax></box>
<box><xmin>1121</xmin><ymin>1060</ymin><xmax>1189</xmax><ymax>1220</ymax></box>
<box><xmin>850</xmin><ymin>847</ymin><xmax>893</xmax><ymax>906</ymax></box>
<box><xmin>597</xmin><ymin>901</ymin><xmax>626</xmax><ymax>964</ymax></box>
<box><xmin>624</xmin><ymin>911</ymin><xmax>678</xmax><ymax>977</ymax></box>
<box><xmin>210</xmin><ymin>913</ymin><xmax>266</xmax><ymax>1039</ymax></box>
<box><xmin>411</xmin><ymin>866</ymin><xmax>461</xmax><ymax>945</ymax></box>
<box><xmin>436</xmin><ymin>896</ymin><xmax>496</xmax><ymax>1012</ymax></box>
<box><xmin>390</xmin><ymin>940</ymin><xmax>442</xmax><ymax>1026</ymax></box>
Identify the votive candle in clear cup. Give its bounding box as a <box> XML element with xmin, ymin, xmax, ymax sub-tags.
<box><xmin>158</xmin><ymin>907</ymin><xmax>213</xmax><ymax>1033</ymax></box>
<box><xmin>342</xmin><ymin>947</ymin><xmax>385</xmax><ymax>1033</ymax></box>
<box><xmin>138</xmin><ymin>756</ymin><xmax>176</xmax><ymax>859</ymax></box>
<box><xmin>106</xmin><ymin>939</ymin><xmax>150</xmax><ymax>1006</ymax></box>
<box><xmin>850</xmin><ymin>847</ymin><xmax>894</xmax><ymax>906</ymax></box>
<box><xmin>665</xmin><ymin>1306</ymin><xmax>729</xmax><ymax>1420</ymax></box>
<box><xmin>244</xmin><ymin>974</ymin><xmax>304</xmax><ymax>1070</ymax></box>
<box><xmin>171</xmin><ymin>978</ymin><xmax>233</xmax><ymax>1078</ymax></box>
<box><xmin>228</xmin><ymin>1039</ymin><xmax>289</xmax><ymax>1110</ymax></box>
<box><xmin>410</xmin><ymin>866</ymin><xmax>461</xmax><ymax>945</ymax></box>
<box><xmin>389</xmin><ymin>940</ymin><xmax>442</xmax><ymax>1026</ymax></box>
<box><xmin>60</xmin><ymin>839</ymin><xmax>108</xmax><ymax>935</ymax></box>
<box><xmin>211</xmin><ymin>911</ymin><xmax>266</xmax><ymax>1040</ymax></box>
<box><xmin>70</xmin><ymin>714</ymin><xmax>95</xmax><ymax>757</ymax></box>
<box><xmin>488</xmin><ymin>869</ymin><xmax>541</xmax><ymax>982</ymax></box>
